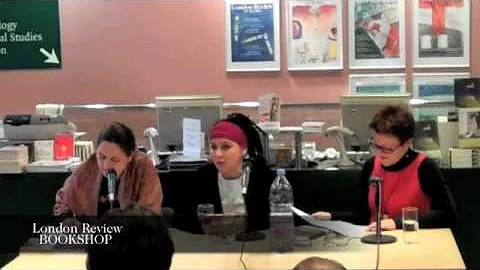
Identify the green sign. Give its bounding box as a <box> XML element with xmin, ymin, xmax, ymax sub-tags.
<box><xmin>0</xmin><ymin>0</ymin><xmax>61</xmax><ymax>69</ymax></box>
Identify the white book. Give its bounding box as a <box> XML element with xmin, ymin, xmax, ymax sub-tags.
<box><xmin>34</xmin><ymin>140</ymin><xmax>54</xmax><ymax>161</ymax></box>
<box><xmin>450</xmin><ymin>148</ymin><xmax>473</xmax><ymax>168</ymax></box>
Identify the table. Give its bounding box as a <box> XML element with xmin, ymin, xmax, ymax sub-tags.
<box><xmin>242</xmin><ymin>229</ymin><xmax>465</xmax><ymax>269</ymax></box>
<box><xmin>4</xmin><ymin>228</ymin><xmax>465</xmax><ymax>269</ymax></box>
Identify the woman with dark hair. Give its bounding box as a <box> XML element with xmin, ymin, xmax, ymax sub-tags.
<box><xmin>313</xmin><ymin>105</ymin><xmax>456</xmax><ymax>230</ymax></box>
<box><xmin>174</xmin><ymin>113</ymin><xmax>274</xmax><ymax>233</ymax></box>
<box><xmin>53</xmin><ymin>122</ymin><xmax>163</xmax><ymax>216</ymax></box>
<box><xmin>223</xmin><ymin>113</ymin><xmax>267</xmax><ymax>162</ymax></box>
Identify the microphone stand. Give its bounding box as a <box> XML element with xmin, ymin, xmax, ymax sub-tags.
<box><xmin>361</xmin><ymin>177</ymin><xmax>396</xmax><ymax>244</ymax></box>
<box><xmin>235</xmin><ymin>160</ymin><xmax>265</xmax><ymax>242</ymax></box>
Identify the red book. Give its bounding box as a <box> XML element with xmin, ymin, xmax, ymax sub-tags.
<box><xmin>54</xmin><ymin>133</ymin><xmax>74</xmax><ymax>161</ymax></box>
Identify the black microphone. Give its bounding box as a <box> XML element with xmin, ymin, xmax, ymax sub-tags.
<box><xmin>361</xmin><ymin>177</ymin><xmax>396</xmax><ymax>244</ymax></box>
<box><xmin>373</xmin><ymin>177</ymin><xmax>383</xmax><ymax>243</ymax></box>
<box><xmin>106</xmin><ymin>170</ymin><xmax>117</xmax><ymax>209</ymax></box>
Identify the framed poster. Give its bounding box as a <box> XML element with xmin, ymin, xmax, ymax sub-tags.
<box><xmin>412</xmin><ymin>72</ymin><xmax>470</xmax><ymax>101</ymax></box>
<box><xmin>348</xmin><ymin>0</ymin><xmax>405</xmax><ymax>69</ymax></box>
<box><xmin>413</xmin><ymin>0</ymin><xmax>470</xmax><ymax>68</ymax></box>
<box><xmin>225</xmin><ymin>0</ymin><xmax>280</xmax><ymax>72</ymax></box>
<box><xmin>411</xmin><ymin>72</ymin><xmax>469</xmax><ymax>121</ymax></box>
<box><xmin>349</xmin><ymin>74</ymin><xmax>406</xmax><ymax>94</ymax></box>
<box><xmin>286</xmin><ymin>0</ymin><xmax>343</xmax><ymax>70</ymax></box>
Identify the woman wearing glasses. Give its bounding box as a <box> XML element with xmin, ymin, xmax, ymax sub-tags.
<box><xmin>314</xmin><ymin>105</ymin><xmax>456</xmax><ymax>231</ymax></box>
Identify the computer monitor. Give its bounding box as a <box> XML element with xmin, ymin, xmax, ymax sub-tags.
<box><xmin>341</xmin><ymin>93</ymin><xmax>411</xmax><ymax>150</ymax></box>
<box><xmin>155</xmin><ymin>95</ymin><xmax>224</xmax><ymax>152</ymax></box>
<box><xmin>413</xmin><ymin>119</ymin><xmax>440</xmax><ymax>151</ymax></box>
<box><xmin>454</xmin><ymin>78</ymin><xmax>480</xmax><ymax>108</ymax></box>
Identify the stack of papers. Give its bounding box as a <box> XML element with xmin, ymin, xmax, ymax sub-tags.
<box><xmin>24</xmin><ymin>158</ymin><xmax>81</xmax><ymax>173</ymax></box>
<box><xmin>291</xmin><ymin>206</ymin><xmax>367</xmax><ymax>238</ymax></box>
<box><xmin>0</xmin><ymin>145</ymin><xmax>28</xmax><ymax>173</ymax></box>
<box><xmin>302</xmin><ymin>122</ymin><xmax>325</xmax><ymax>133</ymax></box>
<box><xmin>168</xmin><ymin>154</ymin><xmax>208</xmax><ymax>169</ymax></box>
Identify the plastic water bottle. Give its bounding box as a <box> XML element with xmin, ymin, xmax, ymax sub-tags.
<box><xmin>269</xmin><ymin>168</ymin><xmax>294</xmax><ymax>252</ymax></box>
<box><xmin>0</xmin><ymin>119</ymin><xmax>4</xmax><ymax>139</ymax></box>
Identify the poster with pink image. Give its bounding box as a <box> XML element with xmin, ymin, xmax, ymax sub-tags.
<box><xmin>287</xmin><ymin>0</ymin><xmax>343</xmax><ymax>70</ymax></box>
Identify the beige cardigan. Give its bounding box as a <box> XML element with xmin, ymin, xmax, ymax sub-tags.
<box><xmin>53</xmin><ymin>150</ymin><xmax>162</xmax><ymax>216</ymax></box>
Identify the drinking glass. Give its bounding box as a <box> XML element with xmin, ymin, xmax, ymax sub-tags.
<box><xmin>402</xmin><ymin>206</ymin><xmax>419</xmax><ymax>244</ymax></box>
<box><xmin>197</xmin><ymin>203</ymin><xmax>214</xmax><ymax>234</ymax></box>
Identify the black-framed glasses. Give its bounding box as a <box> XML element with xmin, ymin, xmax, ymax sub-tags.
<box><xmin>368</xmin><ymin>139</ymin><xmax>403</xmax><ymax>154</ymax></box>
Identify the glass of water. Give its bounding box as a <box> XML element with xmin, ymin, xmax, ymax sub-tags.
<box><xmin>402</xmin><ymin>206</ymin><xmax>419</xmax><ymax>244</ymax></box>
<box><xmin>197</xmin><ymin>203</ymin><xmax>215</xmax><ymax>234</ymax></box>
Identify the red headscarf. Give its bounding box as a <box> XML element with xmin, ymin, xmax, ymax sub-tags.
<box><xmin>208</xmin><ymin>120</ymin><xmax>247</xmax><ymax>149</ymax></box>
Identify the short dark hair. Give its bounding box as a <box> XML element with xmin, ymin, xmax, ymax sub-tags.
<box><xmin>225</xmin><ymin>113</ymin><xmax>267</xmax><ymax>162</ymax></box>
<box><xmin>293</xmin><ymin>256</ymin><xmax>346</xmax><ymax>270</ymax></box>
<box><xmin>96</xmin><ymin>122</ymin><xmax>136</xmax><ymax>156</ymax></box>
<box><xmin>86</xmin><ymin>205</ymin><xmax>174</xmax><ymax>270</ymax></box>
<box><xmin>369</xmin><ymin>105</ymin><xmax>415</xmax><ymax>144</ymax></box>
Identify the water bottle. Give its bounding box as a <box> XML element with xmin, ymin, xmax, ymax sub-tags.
<box><xmin>0</xmin><ymin>118</ymin><xmax>4</xmax><ymax>139</ymax></box>
<box><xmin>269</xmin><ymin>168</ymin><xmax>294</xmax><ymax>252</ymax></box>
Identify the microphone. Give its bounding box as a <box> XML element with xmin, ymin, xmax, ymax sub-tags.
<box><xmin>361</xmin><ymin>177</ymin><xmax>396</xmax><ymax>244</ymax></box>
<box><xmin>235</xmin><ymin>158</ymin><xmax>266</xmax><ymax>242</ymax></box>
<box><xmin>241</xmin><ymin>159</ymin><xmax>252</xmax><ymax>197</ymax></box>
<box><xmin>106</xmin><ymin>169</ymin><xmax>117</xmax><ymax>209</ymax></box>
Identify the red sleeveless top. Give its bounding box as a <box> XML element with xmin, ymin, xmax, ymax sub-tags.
<box><xmin>368</xmin><ymin>153</ymin><xmax>431</xmax><ymax>223</ymax></box>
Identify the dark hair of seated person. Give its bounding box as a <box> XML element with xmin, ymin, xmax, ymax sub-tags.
<box><xmin>96</xmin><ymin>122</ymin><xmax>136</xmax><ymax>156</ymax></box>
<box><xmin>293</xmin><ymin>256</ymin><xmax>346</xmax><ymax>270</ymax></box>
<box><xmin>86</xmin><ymin>204</ymin><xmax>174</xmax><ymax>270</ymax></box>
<box><xmin>225</xmin><ymin>112</ymin><xmax>268</xmax><ymax>163</ymax></box>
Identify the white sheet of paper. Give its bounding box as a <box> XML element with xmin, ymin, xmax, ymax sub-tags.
<box><xmin>200</xmin><ymin>131</ymin><xmax>205</xmax><ymax>152</ymax></box>
<box><xmin>182</xmin><ymin>118</ymin><xmax>201</xmax><ymax>158</ymax></box>
<box><xmin>258</xmin><ymin>93</ymin><xmax>274</xmax><ymax>116</ymax></box>
<box><xmin>291</xmin><ymin>206</ymin><xmax>368</xmax><ymax>238</ymax></box>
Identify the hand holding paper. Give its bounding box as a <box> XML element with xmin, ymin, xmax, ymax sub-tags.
<box><xmin>291</xmin><ymin>206</ymin><xmax>367</xmax><ymax>238</ymax></box>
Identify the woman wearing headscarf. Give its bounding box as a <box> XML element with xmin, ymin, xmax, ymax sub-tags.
<box><xmin>174</xmin><ymin>113</ymin><xmax>274</xmax><ymax>234</ymax></box>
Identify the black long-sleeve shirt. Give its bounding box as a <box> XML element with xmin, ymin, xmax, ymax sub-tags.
<box><xmin>333</xmin><ymin>149</ymin><xmax>456</xmax><ymax>229</ymax></box>
<box><xmin>172</xmin><ymin>159</ymin><xmax>274</xmax><ymax>234</ymax></box>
